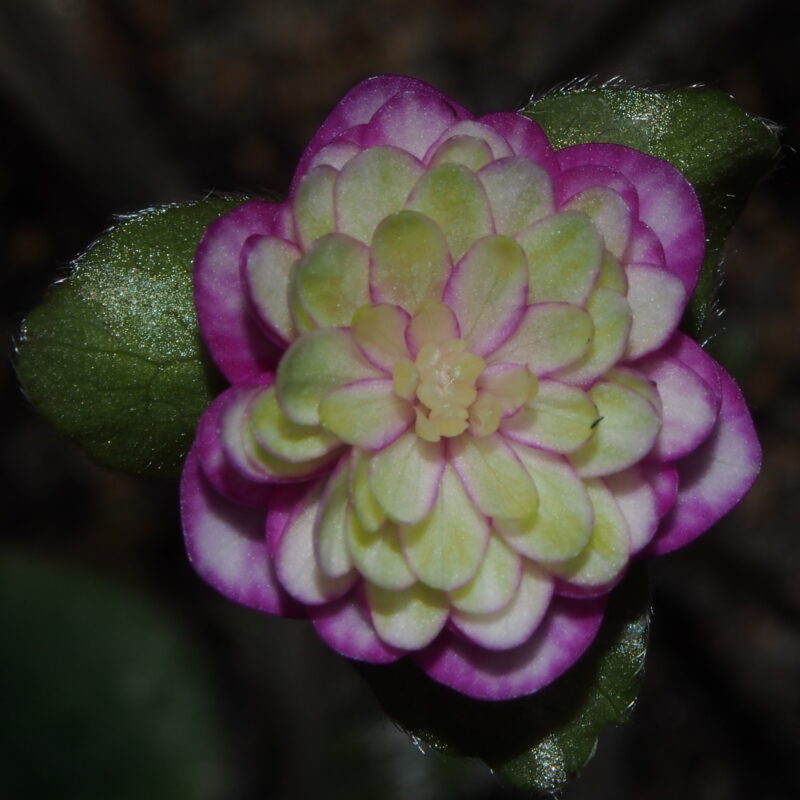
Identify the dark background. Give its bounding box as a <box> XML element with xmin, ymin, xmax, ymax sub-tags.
<box><xmin>2</xmin><ymin>1</ymin><xmax>798</xmax><ymax>798</ymax></box>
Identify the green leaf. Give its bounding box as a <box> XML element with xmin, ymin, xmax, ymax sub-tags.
<box><xmin>0</xmin><ymin>551</ymin><xmax>227</xmax><ymax>799</ymax></box>
<box><xmin>523</xmin><ymin>85</ymin><xmax>779</xmax><ymax>334</ymax></box>
<box><xmin>16</xmin><ymin>197</ymin><xmax>245</xmax><ymax>477</ymax></box>
<box><xmin>358</xmin><ymin>566</ymin><xmax>649</xmax><ymax>794</ymax></box>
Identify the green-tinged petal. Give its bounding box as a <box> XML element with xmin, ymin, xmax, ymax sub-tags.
<box><xmin>347</xmin><ymin>516</ymin><xmax>416</xmax><ymax>590</ymax></box>
<box><xmin>275</xmin><ymin>481</ymin><xmax>356</xmax><ymax>604</ymax></box>
<box><xmin>563</xmin><ymin>186</ymin><xmax>632</xmax><ymax>258</ymax></box>
<box><xmin>625</xmin><ymin>265</ymin><xmax>686</xmax><ymax>359</ymax></box>
<box><xmin>450</xmin><ymin>561</ymin><xmax>553</xmax><ymax>650</ymax></box>
<box><xmin>366</xmin><ymin>581</ymin><xmax>449</xmax><ymax>650</ymax></box>
<box><xmin>496</xmin><ymin>444</ymin><xmax>593</xmax><ymax>562</ymax></box>
<box><xmin>444</xmin><ymin>235</ymin><xmax>528</xmax><ymax>356</ymax></box>
<box><xmin>478</xmin><ymin>363</ymin><xmax>534</xmax><ymax>417</ymax></box>
<box><xmin>605</xmin><ymin>367</ymin><xmax>662</xmax><ymax>413</ymax></box>
<box><xmin>349</xmin><ymin>449</ymin><xmax>387</xmax><ymax>532</ymax></box>
<box><xmin>370</xmin><ymin>210</ymin><xmax>451</xmax><ymax>313</ymax></box>
<box><xmin>243</xmin><ymin>236</ymin><xmax>300</xmax><ymax>342</ymax></box>
<box><xmin>488</xmin><ymin>303</ymin><xmax>592</xmax><ymax>374</ymax></box>
<box><xmin>250</xmin><ymin>385</ymin><xmax>340</xmax><ymax>462</ymax></box>
<box><xmin>554</xmin><ymin>287</ymin><xmax>631</xmax><ymax>386</ymax></box>
<box><xmin>479</xmin><ymin>157</ymin><xmax>555</xmax><ymax>236</ymax></box>
<box><xmin>314</xmin><ymin>461</ymin><xmax>354</xmax><ymax>579</ymax></box>
<box><xmin>449</xmin><ymin>433</ymin><xmax>538</xmax><ymax>520</ymax></box>
<box><xmin>429</xmin><ymin>135</ymin><xmax>494</xmax><ymax>170</ymax></box>
<box><xmin>293</xmin><ymin>164</ymin><xmax>337</xmax><ymax>248</ymax></box>
<box><xmin>406</xmin><ymin>301</ymin><xmax>460</xmax><ymax>353</ymax></box>
<box><xmin>350</xmin><ymin>303</ymin><xmax>410</xmax><ymax>370</ymax></box>
<box><xmin>276</xmin><ymin>328</ymin><xmax>381</xmax><ymax>425</ymax></box>
<box><xmin>290</xmin><ymin>234</ymin><xmax>370</xmax><ymax>328</ymax></box>
<box><xmin>501</xmin><ymin>379</ymin><xmax>598</xmax><ymax>454</ymax></box>
<box><xmin>399</xmin><ymin>464</ymin><xmax>490</xmax><ymax>591</ymax></box>
<box><xmin>596</xmin><ymin>250</ymin><xmax>627</xmax><ymax>293</ymax></box>
<box><xmin>547</xmin><ymin>479</ymin><xmax>630</xmax><ymax>588</ymax></box>
<box><xmin>335</xmin><ymin>146</ymin><xmax>425</xmax><ymax>244</ymax></box>
<box><xmin>319</xmin><ymin>379</ymin><xmax>414</xmax><ymax>449</ymax></box>
<box><xmin>570</xmin><ymin>380</ymin><xmax>661</xmax><ymax>478</ymax></box>
<box><xmin>516</xmin><ymin>212</ymin><xmax>602</xmax><ymax>305</ymax></box>
<box><xmin>369</xmin><ymin>432</ymin><xmax>444</xmax><ymax>524</ymax></box>
<box><xmin>450</xmin><ymin>534</ymin><xmax>522</xmax><ymax>615</ymax></box>
<box><xmin>406</xmin><ymin>162</ymin><xmax>493</xmax><ymax>260</ymax></box>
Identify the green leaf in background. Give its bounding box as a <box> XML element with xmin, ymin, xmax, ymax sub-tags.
<box><xmin>0</xmin><ymin>551</ymin><xmax>227</xmax><ymax>800</ymax></box>
<box><xmin>523</xmin><ymin>85</ymin><xmax>780</xmax><ymax>334</ymax></box>
<box><xmin>15</xmin><ymin>196</ymin><xmax>244</xmax><ymax>477</ymax></box>
<box><xmin>359</xmin><ymin>566</ymin><xmax>649</xmax><ymax>795</ymax></box>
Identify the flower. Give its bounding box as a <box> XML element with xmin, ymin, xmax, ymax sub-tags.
<box><xmin>180</xmin><ymin>76</ymin><xmax>760</xmax><ymax>701</ymax></box>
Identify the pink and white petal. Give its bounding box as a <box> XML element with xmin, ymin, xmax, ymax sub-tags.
<box><xmin>625</xmin><ymin>265</ymin><xmax>687</xmax><ymax>359</ymax></box>
<box><xmin>643</xmin><ymin>462</ymin><xmax>679</xmax><ymax>517</ymax></box>
<box><xmin>562</xmin><ymin>186</ymin><xmax>633</xmax><ymax>259</ymax></box>
<box><xmin>335</xmin><ymin>146</ymin><xmax>426</xmax><ymax>244</ymax></box>
<box><xmin>569</xmin><ymin>380</ymin><xmax>661</xmax><ymax>478</ymax></box>
<box><xmin>313</xmin><ymin>459</ymin><xmax>354</xmax><ymax>579</ymax></box>
<box><xmin>349</xmin><ymin>449</ymin><xmax>387</xmax><ymax>532</ymax></box>
<box><xmin>424</xmin><ymin>120</ymin><xmax>514</xmax><ymax>163</ymax></box>
<box><xmin>555</xmin><ymin>164</ymin><xmax>639</xmax><ymax>218</ymax></box>
<box><xmin>293</xmin><ymin>164</ymin><xmax>337</xmax><ymax>249</ymax></box>
<box><xmin>451</xmin><ymin>562</ymin><xmax>554</xmax><ymax>651</ymax></box>
<box><xmin>222</xmin><ymin>384</ymin><xmax>340</xmax><ymax>482</ymax></box>
<box><xmin>276</xmin><ymin>328</ymin><xmax>382</xmax><ymax>426</ymax></box>
<box><xmin>478</xmin><ymin>363</ymin><xmax>534</xmax><ymax>418</ymax></box>
<box><xmin>636</xmin><ymin>354</ymin><xmax>718</xmax><ymax>461</ymax></box>
<box><xmin>366</xmin><ymin>581</ymin><xmax>449</xmax><ymax>650</ymax></box>
<box><xmin>290</xmin><ymin>76</ymin><xmax>459</xmax><ymax>191</ymax></box>
<box><xmin>516</xmin><ymin>212</ymin><xmax>603</xmax><ymax>306</ymax></box>
<box><xmin>406</xmin><ymin>301</ymin><xmax>460</xmax><ymax>354</ymax></box>
<box><xmin>181</xmin><ymin>447</ymin><xmax>302</xmax><ymax>617</ymax></box>
<box><xmin>369</xmin><ymin>432</ymin><xmax>445</xmax><ymax>524</ymax></box>
<box><xmin>660</xmin><ymin>332</ymin><xmax>722</xmax><ymax>397</ymax></box>
<box><xmin>273</xmin><ymin>479</ymin><xmax>356</xmax><ymax>604</ymax></box>
<box><xmin>557</xmin><ymin>144</ymin><xmax>705</xmax><ymax>294</ymax></box>
<box><xmin>500</xmin><ymin>380</ymin><xmax>598</xmax><ymax>454</ymax></box>
<box><xmin>347</xmin><ymin>516</ymin><xmax>417</xmax><ymax>590</ymax></box>
<box><xmin>362</xmin><ymin>90</ymin><xmax>472</xmax><ymax>160</ymax></box>
<box><xmin>195</xmin><ymin>388</ymin><xmax>275</xmax><ymax>507</ymax></box>
<box><xmin>405</xmin><ymin>163</ymin><xmax>494</xmax><ymax>261</ymax></box>
<box><xmin>290</xmin><ymin>234</ymin><xmax>371</xmax><ymax>329</ymax></box>
<box><xmin>647</xmin><ymin>363</ymin><xmax>761</xmax><ymax>555</ymax></box>
<box><xmin>547</xmin><ymin>478</ymin><xmax>631</xmax><ymax>588</ymax></box>
<box><xmin>478</xmin><ymin>157</ymin><xmax>555</xmax><ymax>236</ymax></box>
<box><xmin>416</xmin><ymin>594</ymin><xmax>606</xmax><ymax>701</ymax></box>
<box><xmin>553</xmin><ymin>288</ymin><xmax>632</xmax><ymax>387</ymax></box>
<box><xmin>605</xmin><ymin>466</ymin><xmax>660</xmax><ymax>554</ymax></box>
<box><xmin>450</xmin><ymin>534</ymin><xmax>522</xmax><ymax>615</ymax></box>
<box><xmin>605</xmin><ymin>366</ymin><xmax>662</xmax><ymax>413</ymax></box>
<box><xmin>350</xmin><ymin>304</ymin><xmax>410</xmax><ymax>371</ymax></box>
<box><xmin>319</xmin><ymin>379</ymin><xmax>414</xmax><ymax>449</ymax></box>
<box><xmin>443</xmin><ymin>235</ymin><xmax>528</xmax><ymax>356</ymax></box>
<box><xmin>449</xmin><ymin>433</ymin><xmax>539</xmax><ymax>520</ymax></box>
<box><xmin>370</xmin><ymin>210</ymin><xmax>452</xmax><ymax>314</ymax></box>
<box><xmin>242</xmin><ymin>235</ymin><xmax>300</xmax><ymax>345</ymax></box>
<box><xmin>309</xmin><ymin>592</ymin><xmax>406</xmax><ymax>664</ymax></box>
<box><xmin>478</xmin><ymin>112</ymin><xmax>559</xmax><ymax>177</ymax></box>
<box><xmin>399</xmin><ymin>464</ymin><xmax>490</xmax><ymax>592</ymax></box>
<box><xmin>625</xmin><ymin>219</ymin><xmax>667</xmax><ymax>267</ymax></box>
<box><xmin>428</xmin><ymin>135</ymin><xmax>495</xmax><ymax>171</ymax></box>
<box><xmin>306</xmin><ymin>139</ymin><xmax>361</xmax><ymax>172</ymax></box>
<box><xmin>488</xmin><ymin>303</ymin><xmax>593</xmax><ymax>375</ymax></box>
<box><xmin>496</xmin><ymin>443</ymin><xmax>594</xmax><ymax>562</ymax></box>
<box><xmin>195</xmin><ymin>201</ymin><xmax>283</xmax><ymax>381</ymax></box>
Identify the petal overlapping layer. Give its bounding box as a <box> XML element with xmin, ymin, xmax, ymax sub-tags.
<box><xmin>182</xmin><ymin>75</ymin><xmax>759</xmax><ymax>701</ymax></box>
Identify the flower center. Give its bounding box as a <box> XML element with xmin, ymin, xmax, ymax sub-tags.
<box><xmin>393</xmin><ymin>338</ymin><xmax>489</xmax><ymax>442</ymax></box>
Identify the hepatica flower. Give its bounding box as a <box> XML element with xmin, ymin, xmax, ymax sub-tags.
<box><xmin>181</xmin><ymin>76</ymin><xmax>760</xmax><ymax>700</ymax></box>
